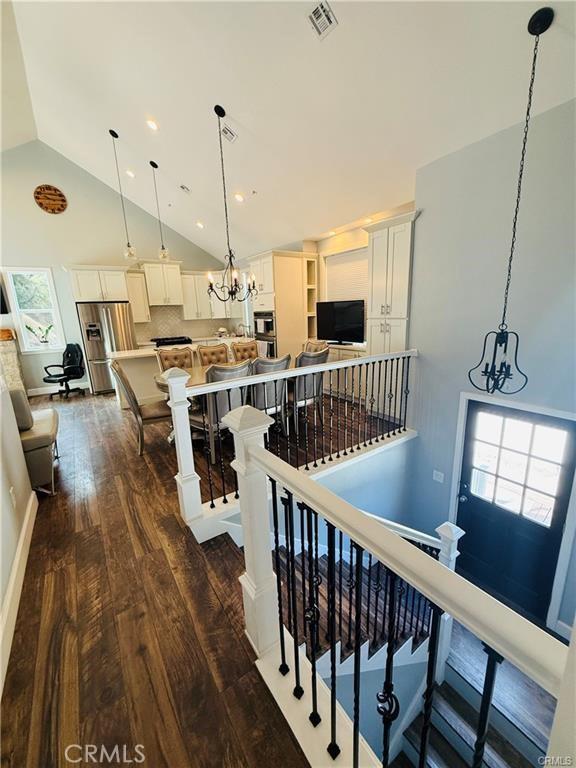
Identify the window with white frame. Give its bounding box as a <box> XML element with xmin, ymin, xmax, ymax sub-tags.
<box><xmin>3</xmin><ymin>268</ymin><xmax>65</xmax><ymax>353</ymax></box>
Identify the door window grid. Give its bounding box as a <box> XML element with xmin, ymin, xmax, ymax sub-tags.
<box><xmin>470</xmin><ymin>413</ymin><xmax>567</xmax><ymax>528</ymax></box>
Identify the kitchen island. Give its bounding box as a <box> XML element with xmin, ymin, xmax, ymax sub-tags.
<box><xmin>108</xmin><ymin>337</ymin><xmax>255</xmax><ymax>406</ymax></box>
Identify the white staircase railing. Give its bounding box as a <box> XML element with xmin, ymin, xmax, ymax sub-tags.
<box><xmin>221</xmin><ymin>404</ymin><xmax>573</xmax><ymax>768</ymax></box>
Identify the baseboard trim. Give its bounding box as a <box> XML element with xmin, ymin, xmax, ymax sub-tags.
<box><xmin>0</xmin><ymin>490</ymin><xmax>38</xmax><ymax>696</ymax></box>
<box><xmin>27</xmin><ymin>382</ymin><xmax>90</xmax><ymax>397</ymax></box>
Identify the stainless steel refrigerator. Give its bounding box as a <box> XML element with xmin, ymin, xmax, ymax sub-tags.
<box><xmin>76</xmin><ymin>302</ymin><xmax>137</xmax><ymax>394</ymax></box>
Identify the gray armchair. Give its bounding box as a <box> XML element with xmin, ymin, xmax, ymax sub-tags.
<box><xmin>10</xmin><ymin>389</ymin><xmax>59</xmax><ymax>494</ymax></box>
<box><xmin>190</xmin><ymin>360</ymin><xmax>252</xmax><ymax>463</ymax></box>
<box><xmin>289</xmin><ymin>348</ymin><xmax>329</xmax><ymax>434</ymax></box>
<box><xmin>251</xmin><ymin>354</ymin><xmax>291</xmax><ymax>435</ymax></box>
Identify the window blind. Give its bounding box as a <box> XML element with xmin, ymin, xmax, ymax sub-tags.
<box><xmin>326</xmin><ymin>248</ymin><xmax>368</xmax><ymax>302</ymax></box>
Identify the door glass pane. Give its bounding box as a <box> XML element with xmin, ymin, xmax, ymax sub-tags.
<box><xmin>527</xmin><ymin>458</ymin><xmax>561</xmax><ymax>496</ymax></box>
<box><xmin>532</xmin><ymin>425</ymin><xmax>568</xmax><ymax>463</ymax></box>
<box><xmin>471</xmin><ymin>469</ymin><xmax>496</xmax><ymax>503</ymax></box>
<box><xmin>502</xmin><ymin>418</ymin><xmax>532</xmax><ymax>453</ymax></box>
<box><xmin>522</xmin><ymin>489</ymin><xmax>555</xmax><ymax>527</ymax></box>
<box><xmin>494</xmin><ymin>478</ymin><xmax>523</xmax><ymax>513</ymax></box>
<box><xmin>475</xmin><ymin>412</ymin><xmax>502</xmax><ymax>445</ymax></box>
<box><xmin>472</xmin><ymin>440</ymin><xmax>499</xmax><ymax>474</ymax></box>
<box><xmin>498</xmin><ymin>449</ymin><xmax>528</xmax><ymax>484</ymax></box>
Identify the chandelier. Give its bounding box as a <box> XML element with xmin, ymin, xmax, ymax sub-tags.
<box><xmin>468</xmin><ymin>7</ymin><xmax>554</xmax><ymax>395</ymax></box>
<box><xmin>207</xmin><ymin>105</ymin><xmax>257</xmax><ymax>303</ymax></box>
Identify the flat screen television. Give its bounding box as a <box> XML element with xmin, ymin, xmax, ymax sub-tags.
<box><xmin>317</xmin><ymin>300</ymin><xmax>364</xmax><ymax>344</ymax></box>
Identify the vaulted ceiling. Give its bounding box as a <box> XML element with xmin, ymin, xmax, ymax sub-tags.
<box><xmin>9</xmin><ymin>1</ymin><xmax>576</xmax><ymax>260</ymax></box>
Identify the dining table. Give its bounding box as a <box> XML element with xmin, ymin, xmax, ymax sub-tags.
<box><xmin>154</xmin><ymin>364</ymin><xmax>223</xmax><ymax>393</ymax></box>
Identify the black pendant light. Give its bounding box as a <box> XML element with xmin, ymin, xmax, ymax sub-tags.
<box><xmin>149</xmin><ymin>160</ymin><xmax>170</xmax><ymax>261</ymax></box>
<box><xmin>109</xmin><ymin>129</ymin><xmax>137</xmax><ymax>261</ymax></box>
<box><xmin>468</xmin><ymin>7</ymin><xmax>554</xmax><ymax>395</ymax></box>
<box><xmin>207</xmin><ymin>104</ymin><xmax>257</xmax><ymax>302</ymax></box>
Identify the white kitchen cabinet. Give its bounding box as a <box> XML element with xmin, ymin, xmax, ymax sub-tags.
<box><xmin>182</xmin><ymin>274</ymin><xmax>214</xmax><ymax>320</ymax></box>
<box><xmin>126</xmin><ymin>272</ymin><xmax>151</xmax><ymax>323</ymax></box>
<box><xmin>368</xmin><ymin>229</ymin><xmax>389</xmax><ymax>318</ymax></box>
<box><xmin>253</xmin><ymin>292</ymin><xmax>275</xmax><ymax>311</ymax></box>
<box><xmin>367</xmin><ymin>318</ymin><xmax>407</xmax><ymax>354</ymax></box>
<box><xmin>248</xmin><ymin>252</ymin><xmax>274</xmax><ymax>294</ymax></box>
<box><xmin>143</xmin><ymin>263</ymin><xmax>183</xmax><ymax>305</ymax></box>
<box><xmin>71</xmin><ymin>269</ymin><xmax>128</xmax><ymax>302</ymax></box>
<box><xmin>367</xmin><ymin>220</ymin><xmax>412</xmax><ymax>319</ymax></box>
<box><xmin>210</xmin><ymin>272</ymin><xmax>230</xmax><ymax>319</ymax></box>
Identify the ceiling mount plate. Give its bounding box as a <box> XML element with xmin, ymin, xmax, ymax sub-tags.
<box><xmin>528</xmin><ymin>7</ymin><xmax>554</xmax><ymax>35</ymax></box>
<box><xmin>214</xmin><ymin>105</ymin><xmax>226</xmax><ymax>118</ymax></box>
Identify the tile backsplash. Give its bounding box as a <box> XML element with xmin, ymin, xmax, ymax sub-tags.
<box><xmin>134</xmin><ymin>305</ymin><xmax>235</xmax><ymax>344</ymax></box>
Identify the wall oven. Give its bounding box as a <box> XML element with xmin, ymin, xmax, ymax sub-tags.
<box><xmin>254</xmin><ymin>311</ymin><xmax>276</xmax><ymax>358</ymax></box>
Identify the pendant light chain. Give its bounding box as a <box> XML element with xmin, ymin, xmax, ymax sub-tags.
<box><xmin>110</xmin><ymin>132</ymin><xmax>132</xmax><ymax>247</ymax></box>
<box><xmin>151</xmin><ymin>164</ymin><xmax>166</xmax><ymax>249</ymax></box>
<box><xmin>217</xmin><ymin>114</ymin><xmax>232</xmax><ymax>255</ymax></box>
<box><xmin>500</xmin><ymin>34</ymin><xmax>540</xmax><ymax>331</ymax></box>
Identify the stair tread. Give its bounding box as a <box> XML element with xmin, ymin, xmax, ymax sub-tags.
<box><xmin>434</xmin><ymin>683</ymin><xmax>532</xmax><ymax>768</ymax></box>
<box><xmin>406</xmin><ymin>714</ymin><xmax>468</xmax><ymax>768</ymax></box>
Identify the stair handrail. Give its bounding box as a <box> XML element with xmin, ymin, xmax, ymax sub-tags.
<box><xmin>361</xmin><ymin>510</ymin><xmax>442</xmax><ymax>551</ymax></box>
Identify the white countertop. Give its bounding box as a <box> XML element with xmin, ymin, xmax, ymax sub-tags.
<box><xmin>108</xmin><ymin>337</ymin><xmax>254</xmax><ymax>361</ymax></box>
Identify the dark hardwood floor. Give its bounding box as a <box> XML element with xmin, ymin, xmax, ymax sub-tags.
<box><xmin>1</xmin><ymin>393</ymin><xmax>309</xmax><ymax>768</ymax></box>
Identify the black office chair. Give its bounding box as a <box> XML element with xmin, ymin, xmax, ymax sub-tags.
<box><xmin>43</xmin><ymin>343</ymin><xmax>86</xmax><ymax>400</ymax></box>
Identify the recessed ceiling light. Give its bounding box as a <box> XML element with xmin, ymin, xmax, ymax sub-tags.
<box><xmin>234</xmin><ymin>193</ymin><xmax>245</xmax><ymax>203</ymax></box>
<box><xmin>364</xmin><ymin>217</ymin><xmax>373</xmax><ymax>224</ymax></box>
<box><xmin>146</xmin><ymin>119</ymin><xmax>158</xmax><ymax>131</ymax></box>
<box><xmin>196</xmin><ymin>221</ymin><xmax>204</xmax><ymax>229</ymax></box>
<box><xmin>126</xmin><ymin>169</ymin><xmax>135</xmax><ymax>178</ymax></box>
<box><xmin>328</xmin><ymin>231</ymin><xmax>336</xmax><ymax>236</ymax></box>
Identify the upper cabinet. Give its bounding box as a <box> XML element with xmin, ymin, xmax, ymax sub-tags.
<box><xmin>249</xmin><ymin>253</ymin><xmax>274</xmax><ymax>294</ymax></box>
<box><xmin>367</xmin><ymin>219</ymin><xmax>413</xmax><ymax>319</ymax></box>
<box><xmin>71</xmin><ymin>269</ymin><xmax>128</xmax><ymax>302</ymax></box>
<box><xmin>143</xmin><ymin>263</ymin><xmax>183</xmax><ymax>306</ymax></box>
<box><xmin>182</xmin><ymin>273</ymin><xmax>213</xmax><ymax>320</ymax></box>
<box><xmin>126</xmin><ymin>272</ymin><xmax>151</xmax><ymax>323</ymax></box>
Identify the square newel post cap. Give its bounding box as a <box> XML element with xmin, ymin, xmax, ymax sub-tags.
<box><xmin>221</xmin><ymin>405</ymin><xmax>274</xmax><ymax>436</ymax></box>
<box><xmin>435</xmin><ymin>522</ymin><xmax>466</xmax><ymax>542</ymax></box>
<box><xmin>161</xmin><ymin>366</ymin><xmax>191</xmax><ymax>399</ymax></box>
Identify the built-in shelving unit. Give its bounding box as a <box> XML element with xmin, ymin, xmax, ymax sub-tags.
<box><xmin>305</xmin><ymin>257</ymin><xmax>318</xmax><ymax>339</ymax></box>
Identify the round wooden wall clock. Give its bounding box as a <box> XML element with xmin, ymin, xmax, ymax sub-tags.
<box><xmin>33</xmin><ymin>184</ymin><xmax>68</xmax><ymax>214</ymax></box>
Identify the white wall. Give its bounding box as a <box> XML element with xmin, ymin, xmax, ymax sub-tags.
<box><xmin>1</xmin><ymin>140</ymin><xmax>222</xmax><ymax>389</ymax></box>
<box><xmin>407</xmin><ymin>100</ymin><xmax>575</xmax><ymax>625</ymax></box>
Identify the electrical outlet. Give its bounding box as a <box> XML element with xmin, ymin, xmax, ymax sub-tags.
<box><xmin>432</xmin><ymin>470</ymin><xmax>444</xmax><ymax>484</ymax></box>
<box><xmin>9</xmin><ymin>486</ymin><xmax>17</xmax><ymax>509</ymax></box>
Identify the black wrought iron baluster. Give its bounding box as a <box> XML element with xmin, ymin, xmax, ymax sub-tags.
<box><xmin>282</xmin><ymin>494</ymin><xmax>293</xmax><ymax>649</ymax></box>
<box><xmin>226</xmin><ymin>389</ymin><xmax>240</xmax><ymax>499</ymax></box>
<box><xmin>409</xmin><ymin>582</ymin><xmax>417</xmax><ymax>638</ymax></box>
<box><xmin>312</xmin><ymin>373</ymin><xmax>319</xmax><ymax>468</ymax></box>
<box><xmin>303</xmin><ymin>374</ymin><xmax>310</xmax><ymax>470</ymax></box>
<box><xmin>346</xmin><ymin>540</ymin><xmax>355</xmax><ymax>649</ymax></box>
<box><xmin>377</xmin><ymin>571</ymin><xmax>400</xmax><ymax>767</ymax></box>
<box><xmin>200</xmin><ymin>395</ymin><xmax>216</xmax><ymax>508</ymax></box>
<box><xmin>326</xmin><ymin>523</ymin><xmax>340</xmax><ymax>759</ymax></box>
<box><xmin>368</xmin><ymin>361</ymin><xmax>376</xmax><ymax>445</ymax></box>
<box><xmin>313</xmin><ymin>510</ymin><xmax>322</xmax><ymax>653</ymax></box>
<box><xmin>286</xmin><ymin>376</ymin><xmax>293</xmax><ymax>468</ymax></box>
<box><xmin>392</xmin><ymin>357</ymin><xmax>400</xmax><ymax>436</ymax></box>
<box><xmin>402</xmin><ymin>355</ymin><xmax>411</xmax><ymax>432</ymax></box>
<box><xmin>356</xmin><ymin>364</ymin><xmax>362</xmax><ymax>450</ymax></box>
<box><xmin>320</xmin><ymin>373</ymin><xmax>326</xmax><ymax>465</ymax></box>
<box><xmin>263</xmin><ymin>383</ymin><xmax>269</xmax><ymax>452</ymax></box>
<box><xmin>213</xmin><ymin>393</ymin><xmax>228</xmax><ymax>504</ymax></box>
<box><xmin>273</xmin><ymin>379</ymin><xmax>281</xmax><ymax>457</ymax></box>
<box><xmin>366</xmin><ymin>553</ymin><xmax>373</xmax><ymax>634</ymax></box>
<box><xmin>398</xmin><ymin>357</ymin><xmax>406</xmax><ymax>435</ymax></box>
<box><xmin>417</xmin><ymin>591</ymin><xmax>429</xmax><ymax>641</ymax></box>
<box><xmin>380</xmin><ymin>568</ymin><xmax>390</xmax><ymax>642</ymax></box>
<box><xmin>298</xmin><ymin>502</ymin><xmax>307</xmax><ymax>640</ymax></box>
<box><xmin>375</xmin><ymin>360</ymin><xmax>383</xmax><ymax>441</ymax></box>
<box><xmin>328</xmin><ymin>370</ymin><xmax>334</xmax><ymax>461</ymax></box>
<box><xmin>305</xmin><ymin>505</ymin><xmax>321</xmax><ymax>726</ymax></box>
<box><xmin>372</xmin><ymin>561</ymin><xmax>382</xmax><ymax>649</ymax></box>
<box><xmin>285</xmin><ymin>490</ymin><xmax>304</xmax><ymax>699</ymax></box>
<box><xmin>349</xmin><ymin>365</ymin><xmax>355</xmax><ymax>453</ymax></box>
<box><xmin>352</xmin><ymin>542</ymin><xmax>365</xmax><ymax>768</ymax></box>
<box><xmin>363</xmin><ymin>362</ymin><xmax>369</xmax><ymax>447</ymax></box>
<box><xmin>384</xmin><ymin>359</ymin><xmax>391</xmax><ymax>437</ymax></box>
<box><xmin>472</xmin><ymin>645</ymin><xmax>504</xmax><ymax>768</ymax></box>
<box><xmin>395</xmin><ymin>581</ymin><xmax>405</xmax><ymax>646</ymax></box>
<box><xmin>338</xmin><ymin>530</ymin><xmax>344</xmax><ymax>639</ymax></box>
<box><xmin>418</xmin><ymin>605</ymin><xmax>443</xmax><ymax>768</ymax></box>
<box><xmin>270</xmin><ymin>479</ymin><xmax>289</xmax><ymax>675</ymax></box>
<box><xmin>343</xmin><ymin>366</ymin><xmax>348</xmax><ymax>455</ymax></box>
<box><xmin>402</xmin><ymin>582</ymin><xmax>409</xmax><ymax>638</ymax></box>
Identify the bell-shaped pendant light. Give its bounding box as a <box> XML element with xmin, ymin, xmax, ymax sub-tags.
<box><xmin>468</xmin><ymin>7</ymin><xmax>554</xmax><ymax>395</ymax></box>
<box><xmin>109</xmin><ymin>129</ymin><xmax>137</xmax><ymax>261</ymax></box>
<box><xmin>149</xmin><ymin>160</ymin><xmax>169</xmax><ymax>261</ymax></box>
<box><xmin>207</xmin><ymin>105</ymin><xmax>257</xmax><ymax>302</ymax></box>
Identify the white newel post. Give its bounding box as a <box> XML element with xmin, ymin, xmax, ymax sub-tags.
<box><xmin>163</xmin><ymin>368</ymin><xmax>202</xmax><ymax>524</ymax></box>
<box><xmin>547</xmin><ymin>624</ymin><xmax>575</xmax><ymax>760</ymax></box>
<box><xmin>435</xmin><ymin>521</ymin><xmax>465</xmax><ymax>683</ymax></box>
<box><xmin>222</xmin><ymin>405</ymin><xmax>278</xmax><ymax>657</ymax></box>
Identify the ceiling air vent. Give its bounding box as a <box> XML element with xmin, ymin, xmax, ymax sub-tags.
<box><xmin>221</xmin><ymin>124</ymin><xmax>237</xmax><ymax>143</ymax></box>
<box><xmin>179</xmin><ymin>184</ymin><xmax>191</xmax><ymax>193</ymax></box>
<box><xmin>308</xmin><ymin>1</ymin><xmax>338</xmax><ymax>40</ymax></box>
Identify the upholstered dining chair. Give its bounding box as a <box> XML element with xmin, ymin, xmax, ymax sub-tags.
<box><xmin>304</xmin><ymin>339</ymin><xmax>329</xmax><ymax>353</ymax></box>
<box><xmin>197</xmin><ymin>343</ymin><xmax>229</xmax><ymax>366</ymax></box>
<box><xmin>157</xmin><ymin>346</ymin><xmax>194</xmax><ymax>371</ymax></box>
<box><xmin>110</xmin><ymin>359</ymin><xmax>181</xmax><ymax>456</ymax></box>
<box><xmin>189</xmin><ymin>360</ymin><xmax>252</xmax><ymax>463</ymax></box>
<box><xmin>251</xmin><ymin>355</ymin><xmax>291</xmax><ymax>434</ymax></box>
<box><xmin>289</xmin><ymin>347</ymin><xmax>330</xmax><ymax>434</ymax></box>
<box><xmin>231</xmin><ymin>340</ymin><xmax>258</xmax><ymax>362</ymax></box>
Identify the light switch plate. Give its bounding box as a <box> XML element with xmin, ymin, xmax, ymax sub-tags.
<box><xmin>9</xmin><ymin>486</ymin><xmax>17</xmax><ymax>509</ymax></box>
<box><xmin>432</xmin><ymin>470</ymin><xmax>444</xmax><ymax>484</ymax></box>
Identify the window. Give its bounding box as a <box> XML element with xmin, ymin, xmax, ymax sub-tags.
<box><xmin>3</xmin><ymin>268</ymin><xmax>65</xmax><ymax>353</ymax></box>
<box><xmin>470</xmin><ymin>410</ymin><xmax>569</xmax><ymax>528</ymax></box>
<box><xmin>326</xmin><ymin>248</ymin><xmax>368</xmax><ymax>302</ymax></box>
